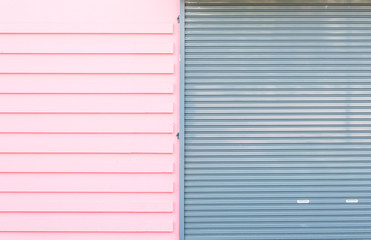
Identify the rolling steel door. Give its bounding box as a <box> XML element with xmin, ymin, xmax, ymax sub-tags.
<box><xmin>182</xmin><ymin>0</ymin><xmax>371</xmax><ymax>239</ymax></box>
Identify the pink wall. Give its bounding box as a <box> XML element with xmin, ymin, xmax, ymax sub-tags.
<box><xmin>0</xmin><ymin>0</ymin><xmax>179</xmax><ymax>239</ymax></box>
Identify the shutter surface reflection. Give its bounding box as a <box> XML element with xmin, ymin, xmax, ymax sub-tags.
<box><xmin>184</xmin><ymin>1</ymin><xmax>371</xmax><ymax>239</ymax></box>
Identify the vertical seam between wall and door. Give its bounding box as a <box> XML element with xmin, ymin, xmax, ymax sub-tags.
<box><xmin>179</xmin><ymin>1</ymin><xmax>185</xmax><ymax>240</ymax></box>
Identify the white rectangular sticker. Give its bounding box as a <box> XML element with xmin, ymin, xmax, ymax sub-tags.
<box><xmin>297</xmin><ymin>200</ymin><xmax>310</xmax><ymax>204</ymax></box>
<box><xmin>346</xmin><ymin>199</ymin><xmax>358</xmax><ymax>204</ymax></box>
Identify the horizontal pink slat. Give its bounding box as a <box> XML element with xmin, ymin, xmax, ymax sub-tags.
<box><xmin>0</xmin><ymin>94</ymin><xmax>173</xmax><ymax>113</ymax></box>
<box><xmin>0</xmin><ymin>54</ymin><xmax>174</xmax><ymax>61</ymax></box>
<box><xmin>0</xmin><ymin>74</ymin><xmax>174</xmax><ymax>93</ymax></box>
<box><xmin>0</xmin><ymin>174</ymin><xmax>173</xmax><ymax>192</ymax></box>
<box><xmin>0</xmin><ymin>23</ymin><xmax>173</xmax><ymax>34</ymax></box>
<box><xmin>0</xmin><ymin>134</ymin><xmax>173</xmax><ymax>153</ymax></box>
<box><xmin>0</xmin><ymin>54</ymin><xmax>174</xmax><ymax>73</ymax></box>
<box><xmin>0</xmin><ymin>114</ymin><xmax>173</xmax><ymax>133</ymax></box>
<box><xmin>0</xmin><ymin>35</ymin><xmax>174</xmax><ymax>53</ymax></box>
<box><xmin>0</xmin><ymin>232</ymin><xmax>176</xmax><ymax>240</ymax></box>
<box><xmin>0</xmin><ymin>213</ymin><xmax>173</xmax><ymax>232</ymax></box>
<box><xmin>0</xmin><ymin>154</ymin><xmax>174</xmax><ymax>173</ymax></box>
<box><xmin>0</xmin><ymin>193</ymin><xmax>173</xmax><ymax>212</ymax></box>
<box><xmin>0</xmin><ymin>61</ymin><xmax>173</xmax><ymax>74</ymax></box>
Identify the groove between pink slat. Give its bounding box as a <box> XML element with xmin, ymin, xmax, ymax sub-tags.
<box><xmin>0</xmin><ymin>193</ymin><xmax>173</xmax><ymax>212</ymax></box>
<box><xmin>0</xmin><ymin>213</ymin><xmax>174</xmax><ymax>232</ymax></box>
<box><xmin>0</xmin><ymin>154</ymin><xmax>174</xmax><ymax>173</ymax></box>
<box><xmin>0</xmin><ymin>23</ymin><xmax>173</xmax><ymax>34</ymax></box>
<box><xmin>0</xmin><ymin>173</ymin><xmax>174</xmax><ymax>193</ymax></box>
<box><xmin>0</xmin><ymin>134</ymin><xmax>174</xmax><ymax>153</ymax></box>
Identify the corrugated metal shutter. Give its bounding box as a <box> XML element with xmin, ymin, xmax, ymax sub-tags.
<box><xmin>183</xmin><ymin>1</ymin><xmax>371</xmax><ymax>239</ymax></box>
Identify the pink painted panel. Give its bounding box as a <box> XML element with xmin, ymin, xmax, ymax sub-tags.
<box><xmin>0</xmin><ymin>193</ymin><xmax>173</xmax><ymax>212</ymax></box>
<box><xmin>0</xmin><ymin>74</ymin><xmax>174</xmax><ymax>93</ymax></box>
<box><xmin>0</xmin><ymin>134</ymin><xmax>173</xmax><ymax>153</ymax></box>
<box><xmin>0</xmin><ymin>34</ymin><xmax>174</xmax><ymax>53</ymax></box>
<box><xmin>0</xmin><ymin>213</ymin><xmax>173</xmax><ymax>232</ymax></box>
<box><xmin>0</xmin><ymin>154</ymin><xmax>174</xmax><ymax>173</ymax></box>
<box><xmin>0</xmin><ymin>94</ymin><xmax>173</xmax><ymax>113</ymax></box>
<box><xmin>0</xmin><ymin>174</ymin><xmax>174</xmax><ymax>192</ymax></box>
<box><xmin>0</xmin><ymin>114</ymin><xmax>173</xmax><ymax>133</ymax></box>
<box><xmin>0</xmin><ymin>0</ymin><xmax>179</xmax><ymax>238</ymax></box>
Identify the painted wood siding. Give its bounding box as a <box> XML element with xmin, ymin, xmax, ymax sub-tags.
<box><xmin>0</xmin><ymin>0</ymin><xmax>179</xmax><ymax>239</ymax></box>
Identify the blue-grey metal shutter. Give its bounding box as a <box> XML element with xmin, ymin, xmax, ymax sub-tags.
<box><xmin>183</xmin><ymin>1</ymin><xmax>371</xmax><ymax>239</ymax></box>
